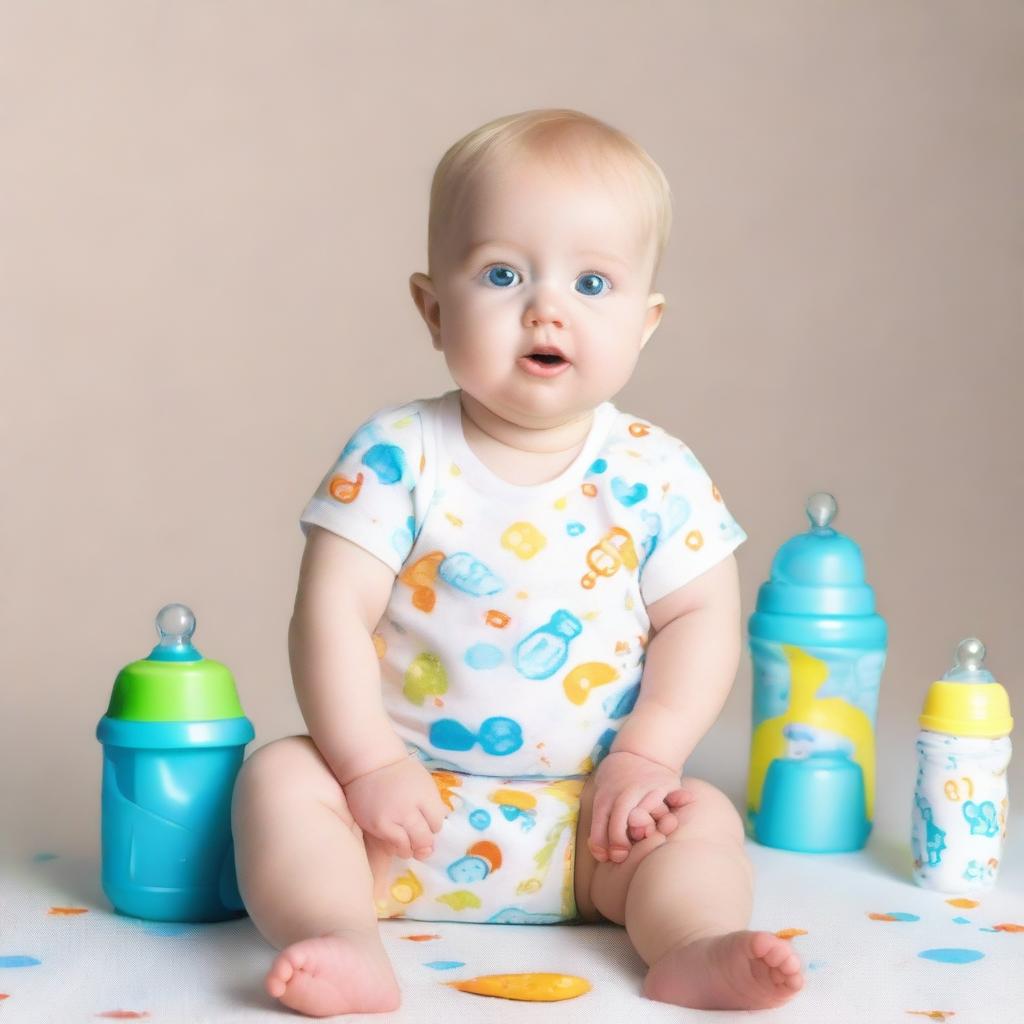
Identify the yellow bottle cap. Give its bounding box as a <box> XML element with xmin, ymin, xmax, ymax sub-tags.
<box><xmin>919</xmin><ymin>638</ymin><xmax>1013</xmax><ymax>737</ymax></box>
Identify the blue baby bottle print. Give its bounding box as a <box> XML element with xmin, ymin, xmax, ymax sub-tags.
<box><xmin>746</xmin><ymin>493</ymin><xmax>887</xmax><ymax>852</ymax></box>
<box><xmin>96</xmin><ymin>604</ymin><xmax>255</xmax><ymax>921</ymax></box>
<box><xmin>513</xmin><ymin>609</ymin><xmax>583</xmax><ymax>680</ymax></box>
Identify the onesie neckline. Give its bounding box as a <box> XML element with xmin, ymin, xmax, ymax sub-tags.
<box><xmin>437</xmin><ymin>388</ymin><xmax>618</xmax><ymax>502</ymax></box>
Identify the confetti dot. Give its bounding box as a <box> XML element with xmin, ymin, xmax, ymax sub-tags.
<box><xmin>775</xmin><ymin>928</ymin><xmax>807</xmax><ymax>939</ymax></box>
<box><xmin>424</xmin><ymin>961</ymin><xmax>465</xmax><ymax>971</ymax></box>
<box><xmin>994</xmin><ymin>923</ymin><xmax>1024</xmax><ymax>933</ymax></box>
<box><xmin>918</xmin><ymin>948</ymin><xmax>984</xmax><ymax>964</ymax></box>
<box><xmin>946</xmin><ymin>898</ymin><xmax>979</xmax><ymax>909</ymax></box>
<box><xmin>48</xmin><ymin>907</ymin><xmax>88</xmax><ymax>916</ymax></box>
<box><xmin>952</xmin><ymin>917</ymin><xmax>971</xmax><ymax>925</ymax></box>
<box><xmin>402</xmin><ymin>934</ymin><xmax>441</xmax><ymax>942</ymax></box>
<box><xmin>0</xmin><ymin>956</ymin><xmax>40</xmax><ymax>968</ymax></box>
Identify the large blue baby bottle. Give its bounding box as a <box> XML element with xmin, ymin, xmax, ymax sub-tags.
<box><xmin>96</xmin><ymin>604</ymin><xmax>255</xmax><ymax>921</ymax></box>
<box><xmin>746</xmin><ymin>493</ymin><xmax>887</xmax><ymax>852</ymax></box>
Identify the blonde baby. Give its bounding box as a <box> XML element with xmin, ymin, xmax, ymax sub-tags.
<box><xmin>231</xmin><ymin>108</ymin><xmax>805</xmax><ymax>1016</ymax></box>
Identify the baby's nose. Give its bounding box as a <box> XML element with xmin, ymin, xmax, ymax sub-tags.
<box><xmin>523</xmin><ymin>287</ymin><xmax>569</xmax><ymax>329</ymax></box>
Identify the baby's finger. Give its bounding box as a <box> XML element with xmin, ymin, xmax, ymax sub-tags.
<box><xmin>655</xmin><ymin>812</ymin><xmax>679</xmax><ymax>836</ymax></box>
<box><xmin>665</xmin><ymin>787</ymin><xmax>696</xmax><ymax>809</ymax></box>
<box><xmin>626</xmin><ymin>805</ymin><xmax>656</xmax><ymax>841</ymax></box>
<box><xmin>379</xmin><ymin>822</ymin><xmax>414</xmax><ymax>860</ymax></box>
<box><xmin>608</xmin><ymin>790</ymin><xmax>643</xmax><ymax>861</ymax></box>
<box><xmin>420</xmin><ymin>796</ymin><xmax>448</xmax><ymax>834</ymax></box>
<box><xmin>588</xmin><ymin>796</ymin><xmax>613</xmax><ymax>862</ymax></box>
<box><xmin>403</xmin><ymin>812</ymin><xmax>435</xmax><ymax>860</ymax></box>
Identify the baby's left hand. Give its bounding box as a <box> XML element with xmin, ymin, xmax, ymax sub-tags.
<box><xmin>587</xmin><ymin>750</ymin><xmax>695</xmax><ymax>864</ymax></box>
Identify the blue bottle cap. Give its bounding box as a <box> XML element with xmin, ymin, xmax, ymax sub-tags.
<box><xmin>749</xmin><ymin>493</ymin><xmax>886</xmax><ymax>648</ymax></box>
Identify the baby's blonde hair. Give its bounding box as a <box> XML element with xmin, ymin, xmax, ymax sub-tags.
<box><xmin>426</xmin><ymin>108</ymin><xmax>672</xmax><ymax>288</ymax></box>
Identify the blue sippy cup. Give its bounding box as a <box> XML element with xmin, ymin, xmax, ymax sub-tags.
<box><xmin>746</xmin><ymin>494</ymin><xmax>887</xmax><ymax>852</ymax></box>
<box><xmin>96</xmin><ymin>604</ymin><xmax>255</xmax><ymax>921</ymax></box>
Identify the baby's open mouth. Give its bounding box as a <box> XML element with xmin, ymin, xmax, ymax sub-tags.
<box><xmin>527</xmin><ymin>353</ymin><xmax>566</xmax><ymax>365</ymax></box>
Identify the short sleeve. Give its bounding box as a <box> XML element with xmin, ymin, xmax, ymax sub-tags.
<box><xmin>299</xmin><ymin>404</ymin><xmax>425</xmax><ymax>575</ymax></box>
<box><xmin>638</xmin><ymin>442</ymin><xmax>747</xmax><ymax>606</ymax></box>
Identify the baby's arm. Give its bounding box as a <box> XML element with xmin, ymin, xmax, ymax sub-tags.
<box><xmin>289</xmin><ymin>525</ymin><xmax>448</xmax><ymax>858</ymax></box>
<box><xmin>587</xmin><ymin>554</ymin><xmax>742</xmax><ymax>862</ymax></box>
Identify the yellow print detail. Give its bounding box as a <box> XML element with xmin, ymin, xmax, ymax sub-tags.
<box><xmin>501</xmin><ymin>522</ymin><xmax>547</xmax><ymax>560</ymax></box>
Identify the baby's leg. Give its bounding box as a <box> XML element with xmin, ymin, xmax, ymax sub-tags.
<box><xmin>578</xmin><ymin>776</ymin><xmax>804</xmax><ymax>1011</ymax></box>
<box><xmin>231</xmin><ymin>735</ymin><xmax>400</xmax><ymax>1017</ymax></box>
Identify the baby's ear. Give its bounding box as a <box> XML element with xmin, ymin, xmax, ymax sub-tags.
<box><xmin>409</xmin><ymin>273</ymin><xmax>442</xmax><ymax>347</ymax></box>
<box><xmin>639</xmin><ymin>292</ymin><xmax>666</xmax><ymax>351</ymax></box>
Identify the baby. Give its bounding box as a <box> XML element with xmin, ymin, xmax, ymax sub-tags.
<box><xmin>231</xmin><ymin>108</ymin><xmax>805</xmax><ymax>1016</ymax></box>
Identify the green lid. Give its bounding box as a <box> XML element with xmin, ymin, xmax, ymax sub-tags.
<box><xmin>106</xmin><ymin>604</ymin><xmax>246</xmax><ymax>722</ymax></box>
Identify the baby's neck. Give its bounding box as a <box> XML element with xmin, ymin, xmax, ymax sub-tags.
<box><xmin>458</xmin><ymin>391</ymin><xmax>594</xmax><ymax>457</ymax></box>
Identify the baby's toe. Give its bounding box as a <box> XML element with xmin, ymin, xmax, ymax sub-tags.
<box><xmin>266</xmin><ymin>952</ymin><xmax>296</xmax><ymax>998</ymax></box>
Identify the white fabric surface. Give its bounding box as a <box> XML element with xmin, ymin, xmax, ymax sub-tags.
<box><xmin>3</xmin><ymin>825</ymin><xmax>1022</xmax><ymax>1023</ymax></box>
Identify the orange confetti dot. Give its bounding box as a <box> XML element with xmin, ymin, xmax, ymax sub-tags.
<box><xmin>401</xmin><ymin>933</ymin><xmax>441</xmax><ymax>942</ymax></box>
<box><xmin>869</xmin><ymin>913</ymin><xmax>899</xmax><ymax>922</ymax></box>
<box><xmin>628</xmin><ymin>422</ymin><xmax>650</xmax><ymax>437</ymax></box>
<box><xmin>712</xmin><ymin>482</ymin><xmax>722</xmax><ymax>502</ymax></box>
<box><xmin>0</xmin><ymin>994</ymin><xmax>8</xmax><ymax>1001</ymax></box>
<box><xmin>485</xmin><ymin>610</ymin><xmax>510</xmax><ymax>628</ymax></box>
<box><xmin>994</xmin><ymin>922</ymin><xmax>1024</xmax><ymax>932</ymax></box>
<box><xmin>433</xmin><ymin>697</ymin><xmax>444</xmax><ymax>708</ymax></box>
<box><xmin>48</xmin><ymin>906</ymin><xmax>88</xmax><ymax>916</ymax></box>
<box><xmin>614</xmin><ymin>640</ymin><xmax>629</xmax><ymax>654</ymax></box>
<box><xmin>907</xmin><ymin>1013</ymin><xmax>956</xmax><ymax>1022</ymax></box>
<box><xmin>581</xmin><ymin>482</ymin><xmax>597</xmax><ymax>497</ymax></box>
<box><xmin>685</xmin><ymin>530</ymin><xmax>704</xmax><ymax>551</ymax></box>
<box><xmin>946</xmin><ymin>898</ymin><xmax>980</xmax><ymax>909</ymax></box>
<box><xmin>96</xmin><ymin>1013</ymin><xmax>151</xmax><ymax>1021</ymax></box>
<box><xmin>775</xmin><ymin>928</ymin><xmax>807</xmax><ymax>939</ymax></box>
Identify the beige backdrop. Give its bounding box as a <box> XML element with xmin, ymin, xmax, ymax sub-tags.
<box><xmin>3</xmin><ymin>2</ymin><xmax>1021</xmax><ymax>875</ymax></box>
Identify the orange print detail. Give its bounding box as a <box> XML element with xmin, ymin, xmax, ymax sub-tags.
<box><xmin>433</xmin><ymin>697</ymin><xmax>444</xmax><ymax>708</ymax></box>
<box><xmin>402</xmin><ymin>933</ymin><xmax>442</xmax><ymax>942</ymax></box>
<box><xmin>329</xmin><ymin>472</ymin><xmax>363</xmax><ymax>503</ymax></box>
<box><xmin>712</xmin><ymin>482</ymin><xmax>722</xmax><ymax>502</ymax></box>
<box><xmin>581</xmin><ymin>482</ymin><xmax>598</xmax><ymax>498</ymax></box>
<box><xmin>628</xmin><ymin>422</ymin><xmax>650</xmax><ymax>437</ymax></box>
<box><xmin>615</xmin><ymin>641</ymin><xmax>630</xmax><ymax>654</ymax></box>
<box><xmin>412</xmin><ymin>587</ymin><xmax>436</xmax><ymax>612</ymax></box>
<box><xmin>486</xmin><ymin>610</ymin><xmax>510</xmax><ymax>628</ymax></box>
<box><xmin>420</xmin><ymin>454</ymin><xmax>426</xmax><ymax>473</ymax></box>
<box><xmin>685</xmin><ymin>530</ymin><xmax>704</xmax><ymax>551</ymax></box>
<box><xmin>48</xmin><ymin>907</ymin><xmax>88</xmax><ymax>915</ymax></box>
<box><xmin>774</xmin><ymin>928</ymin><xmax>807</xmax><ymax>939</ymax></box>
<box><xmin>372</xmin><ymin>633</ymin><xmax>386</xmax><ymax>659</ymax></box>
<box><xmin>994</xmin><ymin>922</ymin><xmax>1024</xmax><ymax>932</ymax></box>
<box><xmin>468</xmin><ymin>841</ymin><xmax>502</xmax><ymax>871</ymax></box>
<box><xmin>400</xmin><ymin>551</ymin><xmax>444</xmax><ymax>613</ymax></box>
<box><xmin>432</xmin><ymin>771</ymin><xmax>461</xmax><ymax>809</ymax></box>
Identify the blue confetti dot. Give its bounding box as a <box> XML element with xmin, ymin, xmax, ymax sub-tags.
<box><xmin>465</xmin><ymin>643</ymin><xmax>503</xmax><ymax>670</ymax></box>
<box><xmin>918</xmin><ymin>948</ymin><xmax>985</xmax><ymax>964</ymax></box>
<box><xmin>953</xmin><ymin>916</ymin><xmax>971</xmax><ymax>925</ymax></box>
<box><xmin>588</xmin><ymin>458</ymin><xmax>607</xmax><ymax>474</ymax></box>
<box><xmin>885</xmin><ymin>912</ymin><xmax>920</xmax><ymax>922</ymax></box>
<box><xmin>566</xmin><ymin>521</ymin><xmax>585</xmax><ymax>537</ymax></box>
<box><xmin>0</xmin><ymin>956</ymin><xmax>41</xmax><ymax>968</ymax></box>
<box><xmin>424</xmin><ymin>960</ymin><xmax>465</xmax><ymax>970</ymax></box>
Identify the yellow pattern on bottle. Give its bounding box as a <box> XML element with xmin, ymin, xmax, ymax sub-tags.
<box><xmin>746</xmin><ymin>644</ymin><xmax>875</xmax><ymax>821</ymax></box>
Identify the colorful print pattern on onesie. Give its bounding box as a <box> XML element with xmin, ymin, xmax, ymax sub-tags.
<box><xmin>300</xmin><ymin>388</ymin><xmax>746</xmax><ymax>924</ymax></box>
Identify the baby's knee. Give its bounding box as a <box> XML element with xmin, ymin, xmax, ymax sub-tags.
<box><xmin>235</xmin><ymin>735</ymin><xmax>348</xmax><ymax>818</ymax></box>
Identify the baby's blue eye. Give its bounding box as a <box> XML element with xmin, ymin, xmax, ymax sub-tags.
<box><xmin>486</xmin><ymin>266</ymin><xmax>519</xmax><ymax>288</ymax></box>
<box><xmin>576</xmin><ymin>273</ymin><xmax>610</xmax><ymax>296</ymax></box>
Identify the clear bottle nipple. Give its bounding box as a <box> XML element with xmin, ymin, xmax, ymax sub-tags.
<box><xmin>806</xmin><ymin>492</ymin><xmax>838</xmax><ymax>534</ymax></box>
<box><xmin>942</xmin><ymin>637</ymin><xmax>995</xmax><ymax>683</ymax></box>
<box><xmin>149</xmin><ymin>603</ymin><xmax>202</xmax><ymax>661</ymax></box>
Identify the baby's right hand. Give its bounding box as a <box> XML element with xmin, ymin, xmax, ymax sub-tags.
<box><xmin>342</xmin><ymin>754</ymin><xmax>449</xmax><ymax>861</ymax></box>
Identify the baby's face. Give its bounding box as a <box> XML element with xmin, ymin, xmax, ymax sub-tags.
<box><xmin>413</xmin><ymin>157</ymin><xmax>665</xmax><ymax>429</ymax></box>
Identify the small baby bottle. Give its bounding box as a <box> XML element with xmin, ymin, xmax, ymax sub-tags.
<box><xmin>96</xmin><ymin>604</ymin><xmax>255</xmax><ymax>922</ymax></box>
<box><xmin>912</xmin><ymin>637</ymin><xmax>1013</xmax><ymax>892</ymax></box>
<box><xmin>747</xmin><ymin>493</ymin><xmax>888</xmax><ymax>852</ymax></box>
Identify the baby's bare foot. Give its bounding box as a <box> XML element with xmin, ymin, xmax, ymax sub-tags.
<box><xmin>265</xmin><ymin>928</ymin><xmax>401</xmax><ymax>1017</ymax></box>
<box><xmin>642</xmin><ymin>930</ymin><xmax>804</xmax><ymax>1011</ymax></box>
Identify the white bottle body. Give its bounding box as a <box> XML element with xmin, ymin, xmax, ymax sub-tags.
<box><xmin>911</xmin><ymin>729</ymin><xmax>1011</xmax><ymax>892</ymax></box>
